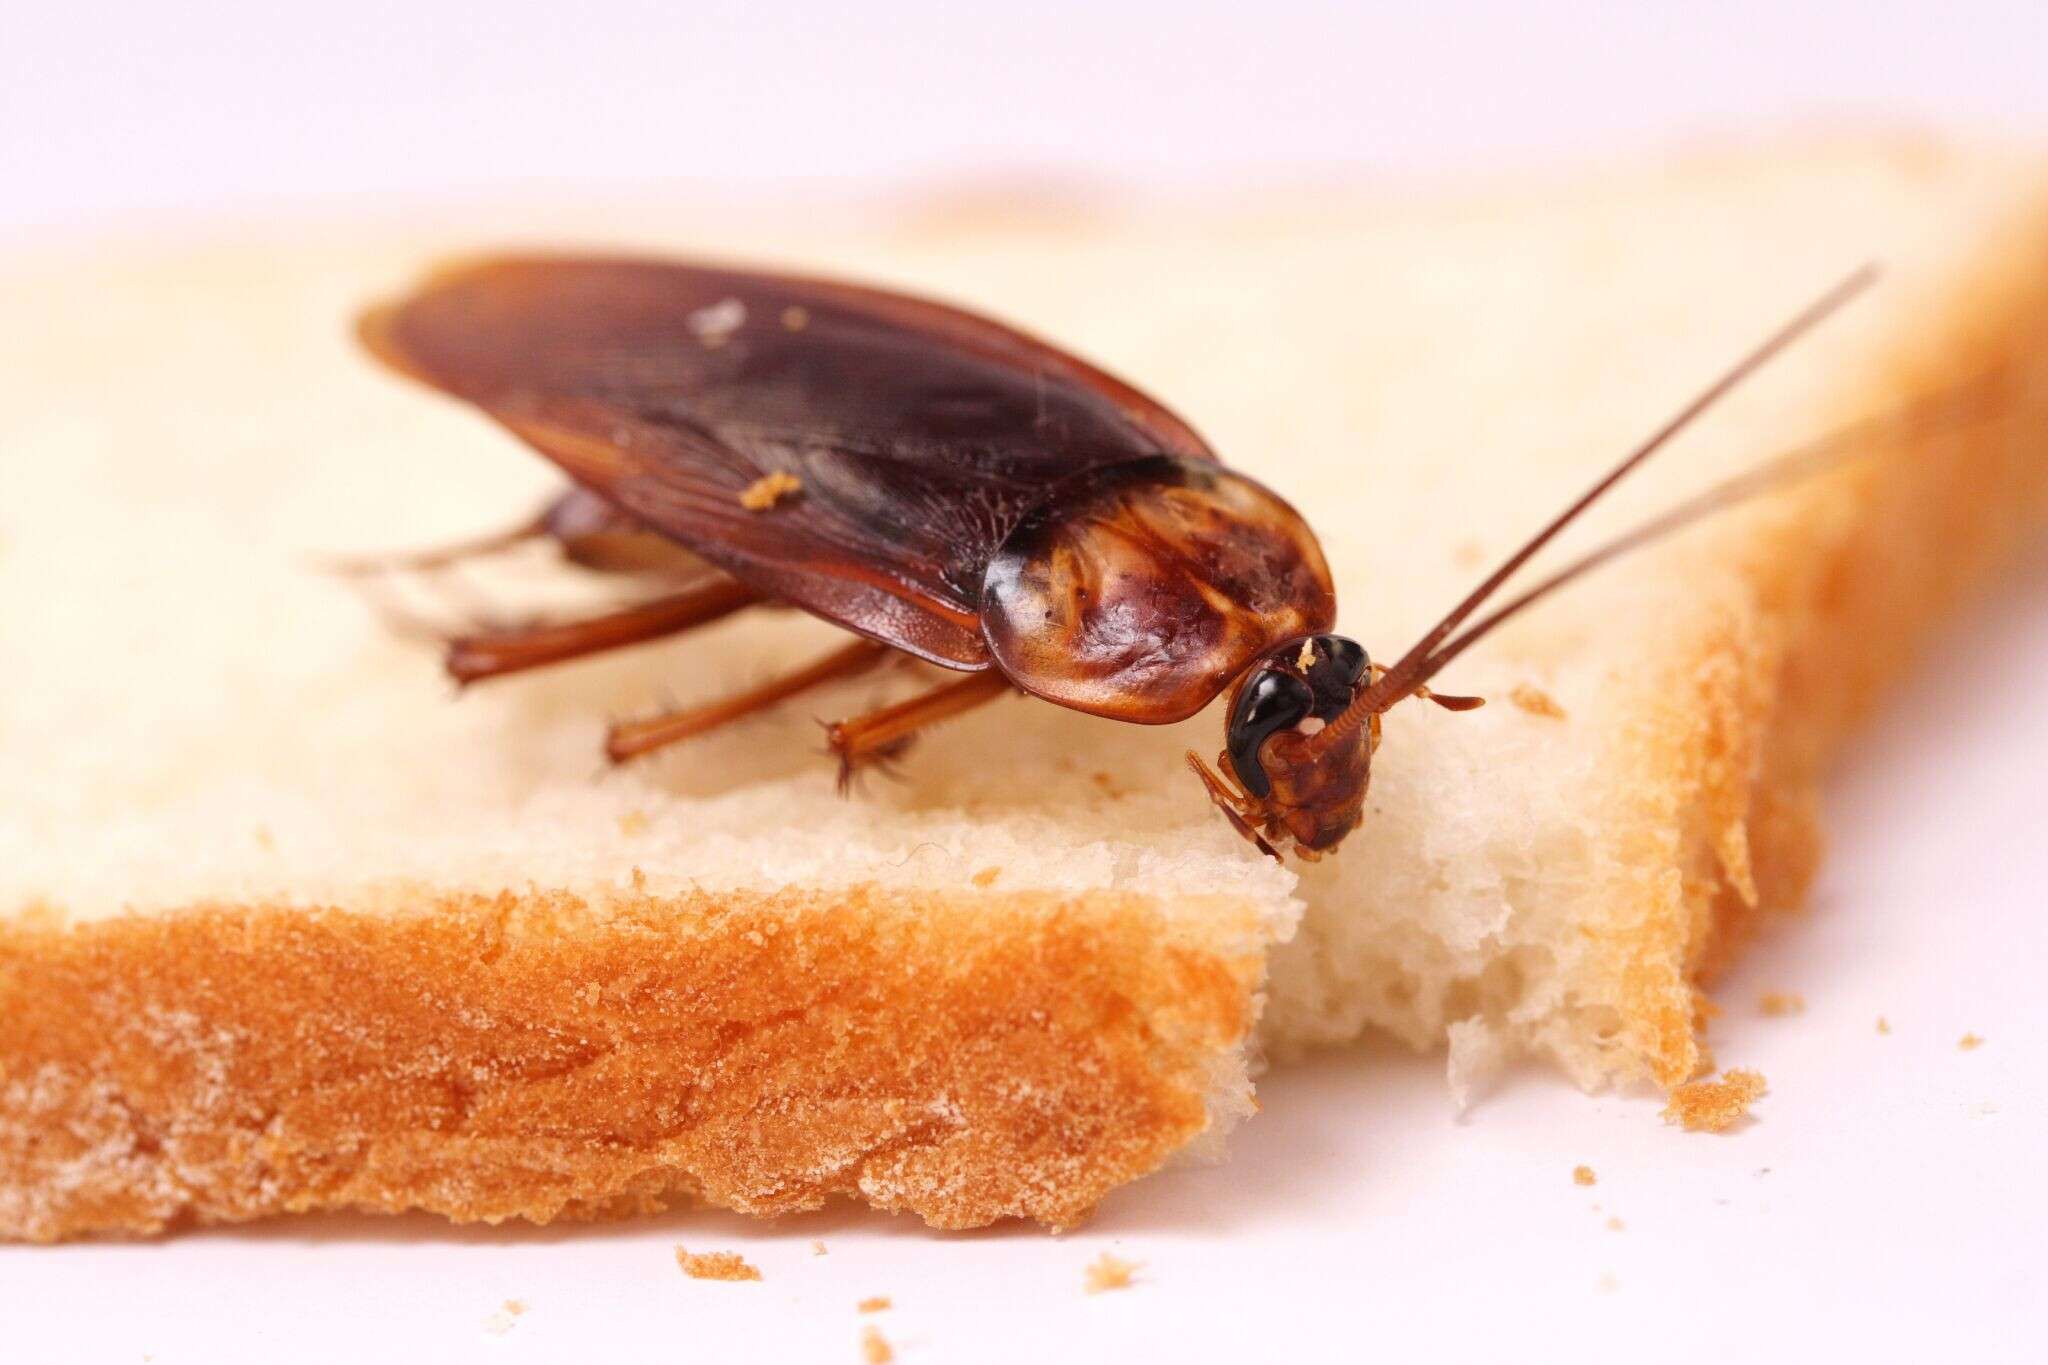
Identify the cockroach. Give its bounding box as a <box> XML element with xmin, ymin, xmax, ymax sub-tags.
<box><xmin>350</xmin><ymin>255</ymin><xmax>1951</xmax><ymax>860</ymax></box>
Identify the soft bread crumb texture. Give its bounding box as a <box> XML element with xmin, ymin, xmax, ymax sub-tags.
<box><xmin>676</xmin><ymin>1247</ymin><xmax>762</xmax><ymax>1282</ymax></box>
<box><xmin>1574</xmin><ymin>1165</ymin><xmax>1597</xmax><ymax>1187</ymax></box>
<box><xmin>5</xmin><ymin>135</ymin><xmax>2048</xmax><ymax>1240</ymax></box>
<box><xmin>861</xmin><ymin>1325</ymin><xmax>894</xmax><ymax>1364</ymax></box>
<box><xmin>1084</xmin><ymin>1252</ymin><xmax>1141</xmax><ymax>1293</ymax></box>
<box><xmin>1661</xmin><ymin>1069</ymin><xmax>1769</xmax><ymax>1132</ymax></box>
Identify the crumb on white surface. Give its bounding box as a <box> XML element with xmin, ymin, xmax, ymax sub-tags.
<box><xmin>861</xmin><ymin>1325</ymin><xmax>893</xmax><ymax>1363</ymax></box>
<box><xmin>1573</xmin><ymin>1164</ymin><xmax>1596</xmax><ymax>1187</ymax></box>
<box><xmin>675</xmin><ymin>1247</ymin><xmax>762</xmax><ymax>1281</ymax></box>
<box><xmin>1084</xmin><ymin>1252</ymin><xmax>1140</xmax><ymax>1294</ymax></box>
<box><xmin>482</xmin><ymin>1300</ymin><xmax>526</xmax><ymax>1336</ymax></box>
<box><xmin>1661</xmin><ymin>1069</ymin><xmax>1767</xmax><ymax>1133</ymax></box>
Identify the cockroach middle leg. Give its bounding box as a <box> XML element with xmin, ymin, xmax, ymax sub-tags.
<box><xmin>606</xmin><ymin>639</ymin><xmax>890</xmax><ymax>765</ymax></box>
<box><xmin>825</xmin><ymin>670</ymin><xmax>1013</xmax><ymax>791</ymax></box>
<box><xmin>446</xmin><ymin>578</ymin><xmax>760</xmax><ymax>686</ymax></box>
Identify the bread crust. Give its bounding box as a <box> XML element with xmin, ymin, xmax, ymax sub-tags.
<box><xmin>1612</xmin><ymin>215</ymin><xmax>2048</xmax><ymax>1086</ymax></box>
<box><xmin>0</xmin><ymin>886</ymin><xmax>1261</xmax><ymax>1241</ymax></box>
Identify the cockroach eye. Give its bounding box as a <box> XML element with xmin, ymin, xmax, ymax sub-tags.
<box><xmin>1226</xmin><ymin>669</ymin><xmax>1316</xmax><ymax>800</ymax></box>
<box><xmin>1302</xmin><ymin>635</ymin><xmax>1368</xmax><ymax>720</ymax></box>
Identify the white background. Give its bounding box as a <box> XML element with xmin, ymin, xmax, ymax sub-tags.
<box><xmin>5</xmin><ymin>2</ymin><xmax>2048</xmax><ymax>236</ymax></box>
<box><xmin>6</xmin><ymin>5</ymin><xmax>2046</xmax><ymax>1361</ymax></box>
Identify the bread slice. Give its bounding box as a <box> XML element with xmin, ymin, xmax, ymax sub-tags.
<box><xmin>5</xmin><ymin>136</ymin><xmax>2047</xmax><ymax>1241</ymax></box>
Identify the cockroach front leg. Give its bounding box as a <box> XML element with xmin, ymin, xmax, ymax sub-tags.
<box><xmin>825</xmin><ymin>670</ymin><xmax>1012</xmax><ymax>791</ymax></box>
<box><xmin>1184</xmin><ymin>751</ymin><xmax>1282</xmax><ymax>860</ymax></box>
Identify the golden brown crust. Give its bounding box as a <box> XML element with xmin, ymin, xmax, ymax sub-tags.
<box><xmin>1608</xmin><ymin>199</ymin><xmax>2048</xmax><ymax>1087</ymax></box>
<box><xmin>0</xmin><ymin>885</ymin><xmax>1260</xmax><ymax>1242</ymax></box>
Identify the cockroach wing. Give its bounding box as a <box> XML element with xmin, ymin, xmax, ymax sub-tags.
<box><xmin>980</xmin><ymin>458</ymin><xmax>1336</xmax><ymax>723</ymax></box>
<box><xmin>359</xmin><ymin>256</ymin><xmax>1217</xmax><ymax>668</ymax></box>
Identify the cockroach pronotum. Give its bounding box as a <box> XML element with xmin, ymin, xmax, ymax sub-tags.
<box><xmin>347</xmin><ymin>255</ymin><xmax>1969</xmax><ymax>860</ymax></box>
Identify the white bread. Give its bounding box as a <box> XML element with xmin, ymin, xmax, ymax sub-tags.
<box><xmin>5</xmin><ymin>135</ymin><xmax>2048</xmax><ymax>1240</ymax></box>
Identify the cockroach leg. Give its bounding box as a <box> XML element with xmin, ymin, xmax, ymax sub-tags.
<box><xmin>1183</xmin><ymin>751</ymin><xmax>1281</xmax><ymax>860</ymax></box>
<box><xmin>607</xmin><ymin>639</ymin><xmax>889</xmax><ymax>765</ymax></box>
<box><xmin>825</xmin><ymin>671</ymin><xmax>1012</xmax><ymax>791</ymax></box>
<box><xmin>446</xmin><ymin>579</ymin><xmax>760</xmax><ymax>686</ymax></box>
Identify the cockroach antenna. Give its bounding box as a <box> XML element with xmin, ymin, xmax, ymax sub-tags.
<box><xmin>1314</xmin><ymin>262</ymin><xmax>1887</xmax><ymax>749</ymax></box>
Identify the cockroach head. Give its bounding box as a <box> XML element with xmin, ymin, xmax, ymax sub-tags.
<box><xmin>1223</xmin><ymin>634</ymin><xmax>1368</xmax><ymax>803</ymax></box>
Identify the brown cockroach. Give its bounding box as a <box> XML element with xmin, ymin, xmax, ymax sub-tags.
<box><xmin>350</xmin><ymin>256</ymin><xmax>1949</xmax><ymax>859</ymax></box>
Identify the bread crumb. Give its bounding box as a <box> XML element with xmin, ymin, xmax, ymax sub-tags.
<box><xmin>861</xmin><ymin>1325</ymin><xmax>893</xmax><ymax>1364</ymax></box>
<box><xmin>1606</xmin><ymin>1216</ymin><xmax>1626</xmax><ymax>1232</ymax></box>
<box><xmin>1876</xmin><ymin>1016</ymin><xmax>1892</xmax><ymax>1034</ymax></box>
<box><xmin>1573</xmin><ymin>1165</ymin><xmax>1596</xmax><ymax>1187</ymax></box>
<box><xmin>781</xmin><ymin>305</ymin><xmax>810</xmax><ymax>331</ymax></box>
<box><xmin>1509</xmin><ymin>683</ymin><xmax>1566</xmax><ymax>719</ymax></box>
<box><xmin>739</xmin><ymin>471</ymin><xmax>803</xmax><ymax>511</ymax></box>
<box><xmin>970</xmin><ymin>866</ymin><xmax>1000</xmax><ymax>888</ymax></box>
<box><xmin>857</xmin><ymin>1295</ymin><xmax>892</xmax><ymax>1313</ymax></box>
<box><xmin>582</xmin><ymin>981</ymin><xmax>600</xmax><ymax>1006</ymax></box>
<box><xmin>812</xmin><ymin>1240</ymin><xmax>828</xmax><ymax>1256</ymax></box>
<box><xmin>675</xmin><ymin>1247</ymin><xmax>762</xmax><ymax>1281</ymax></box>
<box><xmin>1296</xmin><ymin>638</ymin><xmax>1317</xmax><ymax>669</ymax></box>
<box><xmin>1759</xmin><ymin>991</ymin><xmax>1806</xmax><ymax>1017</ymax></box>
<box><xmin>1083</xmin><ymin>1252</ymin><xmax>1140</xmax><ymax>1294</ymax></box>
<box><xmin>618</xmin><ymin>810</ymin><xmax>650</xmax><ymax>837</ymax></box>
<box><xmin>482</xmin><ymin>1300</ymin><xmax>525</xmax><ymax>1335</ymax></box>
<box><xmin>688</xmin><ymin>297</ymin><xmax>747</xmax><ymax>347</ymax></box>
<box><xmin>252</xmin><ymin>825</ymin><xmax>275</xmax><ymax>852</ymax></box>
<box><xmin>1661</xmin><ymin>1068</ymin><xmax>1767</xmax><ymax>1132</ymax></box>
<box><xmin>1959</xmin><ymin>1032</ymin><xmax>1985</xmax><ymax>1050</ymax></box>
